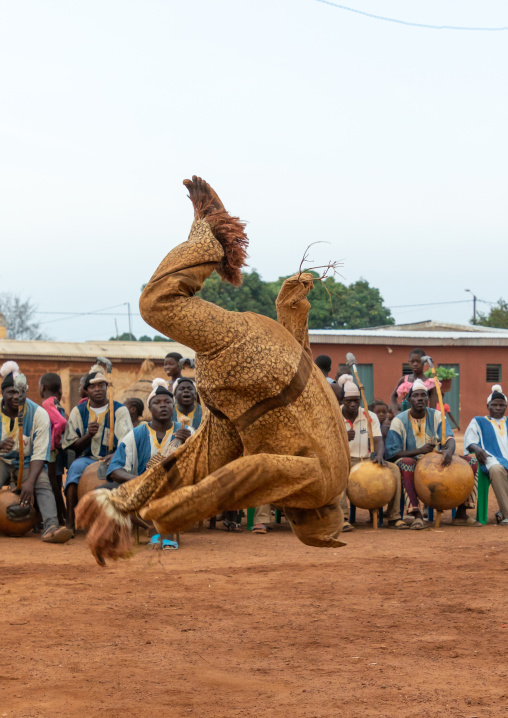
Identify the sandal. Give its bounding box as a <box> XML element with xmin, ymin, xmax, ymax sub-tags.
<box><xmin>387</xmin><ymin>519</ymin><xmax>409</xmax><ymax>530</ymax></box>
<box><xmin>342</xmin><ymin>521</ymin><xmax>354</xmax><ymax>533</ymax></box>
<box><xmin>409</xmin><ymin>517</ymin><xmax>429</xmax><ymax>530</ymax></box>
<box><xmin>452</xmin><ymin>517</ymin><xmax>482</xmax><ymax>527</ymax></box>
<box><xmin>223</xmin><ymin>520</ymin><xmax>243</xmax><ymax>532</ymax></box>
<box><xmin>42</xmin><ymin>526</ymin><xmax>73</xmax><ymax>544</ymax></box>
<box><xmin>251</xmin><ymin>523</ymin><xmax>267</xmax><ymax>534</ymax></box>
<box><xmin>161</xmin><ymin>539</ymin><xmax>178</xmax><ymax>550</ymax></box>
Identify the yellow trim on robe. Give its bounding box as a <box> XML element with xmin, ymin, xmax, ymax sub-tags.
<box><xmin>175</xmin><ymin>406</ymin><xmax>195</xmax><ymax>424</ymax></box>
<box><xmin>409</xmin><ymin>414</ymin><xmax>427</xmax><ymax>444</ymax></box>
<box><xmin>487</xmin><ymin>416</ymin><xmax>507</xmax><ymax>437</ymax></box>
<box><xmin>146</xmin><ymin>422</ymin><xmax>174</xmax><ymax>453</ymax></box>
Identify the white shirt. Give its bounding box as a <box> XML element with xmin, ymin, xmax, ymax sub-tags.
<box><xmin>341</xmin><ymin>406</ymin><xmax>381</xmax><ymax>459</ymax></box>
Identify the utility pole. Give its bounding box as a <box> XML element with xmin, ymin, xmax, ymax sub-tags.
<box><xmin>126</xmin><ymin>302</ymin><xmax>133</xmax><ymax>340</ymax></box>
<box><xmin>465</xmin><ymin>289</ymin><xmax>477</xmax><ymax>325</ymax></box>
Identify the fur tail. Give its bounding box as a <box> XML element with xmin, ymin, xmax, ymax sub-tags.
<box><xmin>76</xmin><ymin>489</ymin><xmax>133</xmax><ymax>566</ymax></box>
<box><xmin>191</xmin><ymin>198</ymin><xmax>248</xmax><ymax>286</ymax></box>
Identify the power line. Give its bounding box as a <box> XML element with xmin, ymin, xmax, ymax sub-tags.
<box><xmin>315</xmin><ymin>1</ymin><xmax>508</xmax><ymax>31</ymax></box>
<box><xmin>38</xmin><ymin>303</ymin><xmax>131</xmax><ymax>326</ymax></box>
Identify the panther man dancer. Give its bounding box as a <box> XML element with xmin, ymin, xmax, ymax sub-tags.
<box><xmin>78</xmin><ymin>176</ymin><xmax>350</xmax><ymax>564</ymax></box>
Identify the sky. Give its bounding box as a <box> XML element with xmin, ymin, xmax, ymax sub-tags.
<box><xmin>1</xmin><ymin>0</ymin><xmax>507</xmax><ymax>341</ymax></box>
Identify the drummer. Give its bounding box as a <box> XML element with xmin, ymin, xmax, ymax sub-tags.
<box><xmin>385</xmin><ymin>379</ymin><xmax>479</xmax><ymax>529</ymax></box>
<box><xmin>107</xmin><ymin>379</ymin><xmax>191</xmax><ymax>549</ymax></box>
<box><xmin>0</xmin><ymin>361</ymin><xmax>71</xmax><ymax>543</ymax></box>
<box><xmin>62</xmin><ymin>367</ymin><xmax>132</xmax><ymax>533</ymax></box>
<box><xmin>107</xmin><ymin>380</ymin><xmax>191</xmax><ymax>485</ymax></box>
<box><xmin>464</xmin><ymin>384</ymin><xmax>508</xmax><ymax>525</ymax></box>
<box><xmin>340</xmin><ymin>381</ymin><xmax>407</xmax><ymax>530</ymax></box>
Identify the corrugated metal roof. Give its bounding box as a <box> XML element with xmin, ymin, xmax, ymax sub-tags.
<box><xmin>0</xmin><ymin>339</ymin><xmax>195</xmax><ymax>361</ymax></box>
<box><xmin>308</xmin><ymin>329</ymin><xmax>508</xmax><ymax>347</ymax></box>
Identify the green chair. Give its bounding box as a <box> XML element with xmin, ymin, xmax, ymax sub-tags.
<box><xmin>476</xmin><ymin>464</ymin><xmax>490</xmax><ymax>525</ymax></box>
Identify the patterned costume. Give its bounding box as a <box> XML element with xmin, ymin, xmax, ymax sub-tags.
<box><xmin>77</xmin><ymin>177</ymin><xmax>350</xmax><ymax>563</ymax></box>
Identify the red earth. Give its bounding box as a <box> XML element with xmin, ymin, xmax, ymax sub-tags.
<box><xmin>1</xmin><ymin>493</ymin><xmax>507</xmax><ymax>718</ymax></box>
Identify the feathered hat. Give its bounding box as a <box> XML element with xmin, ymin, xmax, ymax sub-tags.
<box><xmin>83</xmin><ymin>362</ymin><xmax>109</xmax><ymax>390</ymax></box>
<box><xmin>148</xmin><ymin>378</ymin><xmax>173</xmax><ymax>404</ymax></box>
<box><xmin>488</xmin><ymin>384</ymin><xmax>506</xmax><ymax>404</ymax></box>
<box><xmin>1</xmin><ymin>361</ymin><xmax>20</xmax><ymax>390</ymax></box>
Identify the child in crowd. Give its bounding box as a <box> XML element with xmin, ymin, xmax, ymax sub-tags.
<box><xmin>368</xmin><ymin>399</ymin><xmax>390</xmax><ymax>440</ymax></box>
<box><xmin>39</xmin><ymin>372</ymin><xmax>67</xmax><ymax>525</ymax></box>
<box><xmin>390</xmin><ymin>347</ymin><xmax>436</xmax><ymax>416</ymax></box>
<box><xmin>124</xmin><ymin>398</ymin><xmax>145</xmax><ymax>427</ymax></box>
<box><xmin>163</xmin><ymin>352</ymin><xmax>183</xmax><ymax>393</ymax></box>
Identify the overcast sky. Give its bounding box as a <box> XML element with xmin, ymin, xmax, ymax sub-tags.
<box><xmin>1</xmin><ymin>0</ymin><xmax>507</xmax><ymax>341</ymax></box>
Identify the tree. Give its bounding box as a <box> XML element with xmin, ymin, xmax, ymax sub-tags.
<box><xmin>109</xmin><ymin>332</ymin><xmax>137</xmax><ymax>341</ymax></box>
<box><xmin>0</xmin><ymin>293</ymin><xmax>48</xmax><ymax>340</ymax></box>
<box><xmin>138</xmin><ymin>335</ymin><xmax>152</xmax><ymax>342</ymax></box>
<box><xmin>198</xmin><ymin>270</ymin><xmax>277</xmax><ymax>319</ymax></box>
<box><xmin>476</xmin><ymin>299</ymin><xmax>508</xmax><ymax>329</ymax></box>
<box><xmin>198</xmin><ymin>270</ymin><xmax>393</xmax><ymax>329</ymax></box>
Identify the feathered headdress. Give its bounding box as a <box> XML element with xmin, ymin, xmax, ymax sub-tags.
<box><xmin>148</xmin><ymin>378</ymin><xmax>173</xmax><ymax>404</ymax></box>
<box><xmin>1</xmin><ymin>361</ymin><xmax>20</xmax><ymax>390</ymax></box>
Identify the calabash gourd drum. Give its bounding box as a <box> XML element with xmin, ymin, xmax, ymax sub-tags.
<box><xmin>347</xmin><ymin>461</ymin><xmax>396</xmax><ymax>510</ymax></box>
<box><xmin>77</xmin><ymin>461</ymin><xmax>108</xmax><ymax>501</ymax></box>
<box><xmin>414</xmin><ymin>452</ymin><xmax>474</xmax><ymax>511</ymax></box>
<box><xmin>0</xmin><ymin>490</ymin><xmax>40</xmax><ymax>537</ymax></box>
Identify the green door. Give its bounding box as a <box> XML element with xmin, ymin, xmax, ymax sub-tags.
<box><xmin>356</xmin><ymin>364</ymin><xmax>374</xmax><ymax>406</ymax></box>
<box><xmin>439</xmin><ymin>363</ymin><xmax>460</xmax><ymax>427</ymax></box>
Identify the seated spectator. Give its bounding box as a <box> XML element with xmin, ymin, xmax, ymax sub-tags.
<box><xmin>39</xmin><ymin>372</ymin><xmax>67</xmax><ymax>525</ymax></box>
<box><xmin>172</xmin><ymin>378</ymin><xmax>202</xmax><ymax>430</ymax></box>
<box><xmin>108</xmin><ymin>379</ymin><xmax>191</xmax><ymax>548</ymax></box>
<box><xmin>252</xmin><ymin>504</ymin><xmax>271</xmax><ymax>534</ymax></box>
<box><xmin>385</xmin><ymin>379</ymin><xmax>479</xmax><ymax>529</ymax></box>
<box><xmin>464</xmin><ymin>384</ymin><xmax>508</xmax><ymax>525</ymax></box>
<box><xmin>78</xmin><ymin>375</ymin><xmax>88</xmax><ymax>405</ymax></box>
<box><xmin>341</xmin><ymin>381</ymin><xmax>407</xmax><ymax>530</ymax></box>
<box><xmin>390</xmin><ymin>347</ymin><xmax>436</xmax><ymax>416</ymax></box>
<box><xmin>62</xmin><ymin>367</ymin><xmax>132</xmax><ymax>533</ymax></box>
<box><xmin>335</xmin><ymin>363</ymin><xmax>352</xmax><ymax>383</ymax></box>
<box><xmin>0</xmin><ymin>361</ymin><xmax>71</xmax><ymax>543</ymax></box>
<box><xmin>315</xmin><ymin>354</ymin><xmax>341</xmax><ymax>401</ymax></box>
<box><xmin>369</xmin><ymin>399</ymin><xmax>390</xmax><ymax>441</ymax></box>
<box><xmin>164</xmin><ymin>351</ymin><xmax>183</xmax><ymax>393</ymax></box>
<box><xmin>124</xmin><ymin>398</ymin><xmax>145</xmax><ymax>428</ymax></box>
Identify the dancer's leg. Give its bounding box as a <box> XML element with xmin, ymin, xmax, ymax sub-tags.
<box><xmin>140</xmin><ymin>453</ymin><xmax>345</xmax><ymax>548</ymax></box>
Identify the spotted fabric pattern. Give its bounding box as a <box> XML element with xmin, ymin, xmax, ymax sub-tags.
<box><xmin>109</xmin><ymin>217</ymin><xmax>351</xmax><ymax>547</ymax></box>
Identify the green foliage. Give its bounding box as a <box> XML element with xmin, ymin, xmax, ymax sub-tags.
<box><xmin>138</xmin><ymin>335</ymin><xmax>152</xmax><ymax>342</ymax></box>
<box><xmin>198</xmin><ymin>270</ymin><xmax>393</xmax><ymax>329</ymax></box>
<box><xmin>109</xmin><ymin>332</ymin><xmax>136</xmax><ymax>341</ymax></box>
<box><xmin>425</xmin><ymin>366</ymin><xmax>458</xmax><ymax>381</ymax></box>
<box><xmin>153</xmin><ymin>335</ymin><xmax>172</xmax><ymax>342</ymax></box>
<box><xmin>475</xmin><ymin>299</ymin><xmax>508</xmax><ymax>329</ymax></box>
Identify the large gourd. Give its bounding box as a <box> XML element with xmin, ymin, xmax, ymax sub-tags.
<box><xmin>77</xmin><ymin>461</ymin><xmax>108</xmax><ymax>501</ymax></box>
<box><xmin>0</xmin><ymin>491</ymin><xmax>39</xmax><ymax>537</ymax></box>
<box><xmin>347</xmin><ymin>461</ymin><xmax>396</xmax><ymax>512</ymax></box>
<box><xmin>415</xmin><ymin>452</ymin><xmax>474</xmax><ymax>511</ymax></box>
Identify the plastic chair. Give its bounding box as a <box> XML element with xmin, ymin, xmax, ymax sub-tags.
<box><xmin>476</xmin><ymin>465</ymin><xmax>490</xmax><ymax>525</ymax></box>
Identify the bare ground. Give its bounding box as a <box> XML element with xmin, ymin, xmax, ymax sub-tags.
<box><xmin>1</xmin><ymin>495</ymin><xmax>507</xmax><ymax>718</ymax></box>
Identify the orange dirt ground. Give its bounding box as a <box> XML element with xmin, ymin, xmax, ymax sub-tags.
<box><xmin>1</xmin><ymin>495</ymin><xmax>507</xmax><ymax>718</ymax></box>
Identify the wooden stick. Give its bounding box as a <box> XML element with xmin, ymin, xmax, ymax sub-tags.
<box><xmin>349</xmin><ymin>363</ymin><xmax>375</xmax><ymax>454</ymax></box>
<box><xmin>373</xmin><ymin>511</ymin><xmax>378</xmax><ymax>530</ymax></box>
<box><xmin>435</xmin><ymin>511</ymin><xmax>442</xmax><ymax>529</ymax></box>
<box><xmin>15</xmin><ymin>375</ymin><xmax>27</xmax><ymax>491</ymax></box>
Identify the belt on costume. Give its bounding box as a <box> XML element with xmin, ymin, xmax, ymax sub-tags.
<box><xmin>204</xmin><ymin>348</ymin><xmax>313</xmax><ymax>432</ymax></box>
